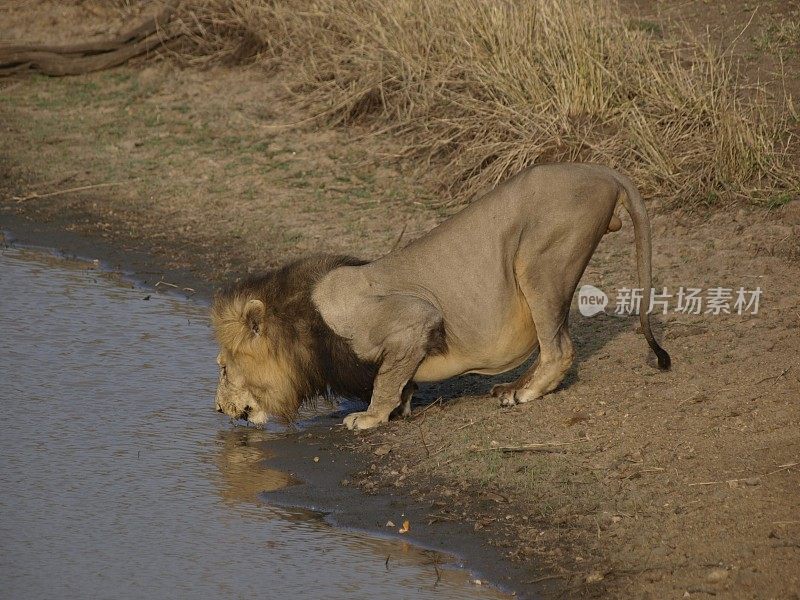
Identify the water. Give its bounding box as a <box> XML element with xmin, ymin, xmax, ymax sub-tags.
<box><xmin>0</xmin><ymin>245</ymin><xmax>508</xmax><ymax>600</ymax></box>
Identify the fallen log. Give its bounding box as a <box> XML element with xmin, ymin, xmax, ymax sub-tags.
<box><xmin>0</xmin><ymin>0</ymin><xmax>180</xmax><ymax>77</ymax></box>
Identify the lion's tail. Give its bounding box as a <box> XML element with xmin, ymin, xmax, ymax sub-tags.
<box><xmin>612</xmin><ymin>171</ymin><xmax>671</xmax><ymax>370</ymax></box>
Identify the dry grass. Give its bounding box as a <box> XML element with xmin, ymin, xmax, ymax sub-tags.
<box><xmin>176</xmin><ymin>0</ymin><xmax>798</xmax><ymax>207</ymax></box>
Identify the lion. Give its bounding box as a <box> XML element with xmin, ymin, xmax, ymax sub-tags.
<box><xmin>212</xmin><ymin>163</ymin><xmax>670</xmax><ymax>430</ymax></box>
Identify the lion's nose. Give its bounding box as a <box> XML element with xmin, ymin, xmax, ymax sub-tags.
<box><xmin>215</xmin><ymin>404</ymin><xmax>223</xmax><ymax>413</ymax></box>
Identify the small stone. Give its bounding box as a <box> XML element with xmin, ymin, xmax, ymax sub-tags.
<box><xmin>313</xmin><ymin>456</ymin><xmax>320</xmax><ymax>463</ymax></box>
<box><xmin>374</xmin><ymin>443</ymin><xmax>392</xmax><ymax>457</ymax></box>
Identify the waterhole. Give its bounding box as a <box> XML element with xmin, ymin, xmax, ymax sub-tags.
<box><xmin>0</xmin><ymin>245</ymin><xmax>509</xmax><ymax>599</ymax></box>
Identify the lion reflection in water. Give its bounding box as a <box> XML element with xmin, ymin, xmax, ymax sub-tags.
<box><xmin>212</xmin><ymin>428</ymin><xmax>296</xmax><ymax>507</ymax></box>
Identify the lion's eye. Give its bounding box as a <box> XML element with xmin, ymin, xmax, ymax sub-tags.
<box><xmin>220</xmin><ymin>365</ymin><xmax>227</xmax><ymax>378</ymax></box>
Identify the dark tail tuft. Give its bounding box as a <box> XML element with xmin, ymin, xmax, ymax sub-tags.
<box><xmin>654</xmin><ymin>345</ymin><xmax>671</xmax><ymax>371</ymax></box>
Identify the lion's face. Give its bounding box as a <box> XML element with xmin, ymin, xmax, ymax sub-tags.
<box><xmin>211</xmin><ymin>296</ymin><xmax>305</xmax><ymax>424</ymax></box>
<box><xmin>214</xmin><ymin>352</ymin><xmax>270</xmax><ymax>425</ymax></box>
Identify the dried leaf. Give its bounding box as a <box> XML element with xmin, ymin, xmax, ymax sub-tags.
<box><xmin>398</xmin><ymin>519</ymin><xmax>410</xmax><ymax>534</ymax></box>
<box><xmin>585</xmin><ymin>571</ymin><xmax>605</xmax><ymax>583</ymax></box>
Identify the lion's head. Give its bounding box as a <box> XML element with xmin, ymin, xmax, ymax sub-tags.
<box><xmin>210</xmin><ymin>255</ymin><xmax>375</xmax><ymax>426</ymax></box>
<box><xmin>211</xmin><ymin>294</ymin><xmax>308</xmax><ymax>425</ymax></box>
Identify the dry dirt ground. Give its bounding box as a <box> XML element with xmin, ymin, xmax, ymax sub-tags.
<box><xmin>1</xmin><ymin>2</ymin><xmax>799</xmax><ymax>598</ymax></box>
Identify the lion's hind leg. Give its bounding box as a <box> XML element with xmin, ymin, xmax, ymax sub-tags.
<box><xmin>496</xmin><ymin>279</ymin><xmax>576</xmax><ymax>407</ymax></box>
<box><xmin>507</xmin><ymin>326</ymin><xmax>574</xmax><ymax>405</ymax></box>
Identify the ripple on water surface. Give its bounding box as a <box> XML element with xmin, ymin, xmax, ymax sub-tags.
<box><xmin>0</xmin><ymin>246</ymin><xmax>510</xmax><ymax>600</ymax></box>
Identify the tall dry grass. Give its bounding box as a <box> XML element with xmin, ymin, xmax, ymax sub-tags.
<box><xmin>177</xmin><ymin>0</ymin><xmax>797</xmax><ymax>206</ymax></box>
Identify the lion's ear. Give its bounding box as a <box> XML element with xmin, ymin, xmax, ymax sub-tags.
<box><xmin>243</xmin><ymin>299</ymin><xmax>265</xmax><ymax>336</ymax></box>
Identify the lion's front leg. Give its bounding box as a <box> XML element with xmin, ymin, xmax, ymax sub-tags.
<box><xmin>344</xmin><ymin>353</ymin><xmax>426</xmax><ymax>430</ymax></box>
<box><xmin>342</xmin><ymin>296</ymin><xmax>441</xmax><ymax>431</ymax></box>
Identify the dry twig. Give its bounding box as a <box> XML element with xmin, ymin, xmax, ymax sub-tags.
<box><xmin>410</xmin><ymin>397</ymin><xmax>442</xmax><ymax>421</ymax></box>
<box><xmin>474</xmin><ymin>438</ymin><xmax>593</xmax><ymax>453</ymax></box>
<box><xmin>754</xmin><ymin>367</ymin><xmax>792</xmax><ymax>386</ymax></box>
<box><xmin>689</xmin><ymin>462</ymin><xmax>797</xmax><ymax>487</ymax></box>
<box><xmin>14</xmin><ymin>180</ymin><xmax>134</xmax><ymax>202</ymax></box>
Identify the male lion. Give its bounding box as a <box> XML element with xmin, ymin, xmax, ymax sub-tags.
<box><xmin>212</xmin><ymin>163</ymin><xmax>670</xmax><ymax>430</ymax></box>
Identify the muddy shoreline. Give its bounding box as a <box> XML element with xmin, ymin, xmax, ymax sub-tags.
<box><xmin>0</xmin><ymin>210</ymin><xmax>547</xmax><ymax>599</ymax></box>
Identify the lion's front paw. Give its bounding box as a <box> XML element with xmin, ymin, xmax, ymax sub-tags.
<box><xmin>343</xmin><ymin>411</ymin><xmax>386</xmax><ymax>430</ymax></box>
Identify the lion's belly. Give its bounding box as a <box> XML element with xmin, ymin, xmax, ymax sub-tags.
<box><xmin>413</xmin><ymin>294</ymin><xmax>538</xmax><ymax>382</ymax></box>
<box><xmin>465</xmin><ymin>307</ymin><xmax>539</xmax><ymax>376</ymax></box>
